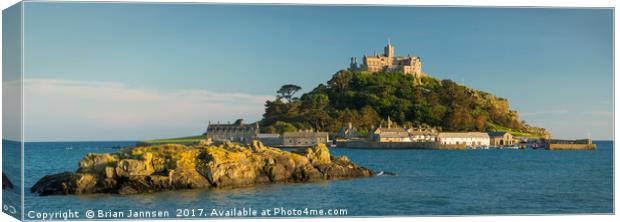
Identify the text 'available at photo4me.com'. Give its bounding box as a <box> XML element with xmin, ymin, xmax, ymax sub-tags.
<box><xmin>26</xmin><ymin>207</ymin><xmax>349</xmax><ymax>220</ymax></box>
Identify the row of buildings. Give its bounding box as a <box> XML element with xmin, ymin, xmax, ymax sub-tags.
<box><xmin>203</xmin><ymin>119</ymin><xmax>328</xmax><ymax>147</ymax></box>
<box><xmin>372</xmin><ymin>130</ymin><xmax>513</xmax><ymax>147</ymax></box>
<box><xmin>340</xmin><ymin>120</ymin><xmax>514</xmax><ymax>147</ymax></box>
<box><xmin>203</xmin><ymin>118</ymin><xmax>516</xmax><ymax>148</ymax></box>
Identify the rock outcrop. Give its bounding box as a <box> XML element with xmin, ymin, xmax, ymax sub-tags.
<box><xmin>31</xmin><ymin>141</ymin><xmax>373</xmax><ymax>196</ymax></box>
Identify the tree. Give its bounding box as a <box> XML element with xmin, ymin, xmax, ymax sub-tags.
<box><xmin>262</xmin><ymin>99</ymin><xmax>301</xmax><ymax>126</ymax></box>
<box><xmin>444</xmin><ymin>105</ymin><xmax>474</xmax><ymax>131</ymax></box>
<box><xmin>335</xmin><ymin>109</ymin><xmax>358</xmax><ymax>128</ymax></box>
<box><xmin>277</xmin><ymin>84</ymin><xmax>302</xmax><ymax>103</ymax></box>
<box><xmin>474</xmin><ymin>114</ymin><xmax>488</xmax><ymax>131</ymax></box>
<box><xmin>358</xmin><ymin>106</ymin><xmax>381</xmax><ymax>130</ymax></box>
<box><xmin>260</xmin><ymin>71</ymin><xmax>547</xmax><ymax>137</ymax></box>
<box><xmin>327</xmin><ymin>70</ymin><xmax>354</xmax><ymax>108</ymax></box>
<box><xmin>301</xmin><ymin>93</ymin><xmax>332</xmax><ymax>131</ymax></box>
<box><xmin>272</xmin><ymin>121</ymin><xmax>298</xmax><ymax>134</ymax></box>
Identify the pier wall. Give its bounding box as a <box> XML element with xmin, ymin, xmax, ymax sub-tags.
<box><xmin>547</xmin><ymin>143</ymin><xmax>596</xmax><ymax>150</ymax></box>
<box><xmin>336</xmin><ymin>141</ymin><xmax>466</xmax><ymax>149</ymax></box>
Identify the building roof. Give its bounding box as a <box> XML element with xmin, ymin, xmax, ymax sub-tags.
<box><xmin>207</xmin><ymin>118</ymin><xmax>259</xmax><ymax>132</ymax></box>
<box><xmin>488</xmin><ymin>131</ymin><xmax>511</xmax><ymax>137</ymax></box>
<box><xmin>373</xmin><ymin>128</ymin><xmax>409</xmax><ymax>139</ymax></box>
<box><xmin>409</xmin><ymin>131</ymin><xmax>436</xmax><ymax>136</ymax></box>
<box><xmin>257</xmin><ymin>134</ymin><xmax>280</xmax><ymax>138</ymax></box>
<box><xmin>378</xmin><ymin>133</ymin><xmax>409</xmax><ymax>138</ymax></box>
<box><xmin>374</xmin><ymin>128</ymin><xmax>407</xmax><ymax>133</ymax></box>
<box><xmin>283</xmin><ymin>132</ymin><xmax>329</xmax><ymax>138</ymax></box>
<box><xmin>437</xmin><ymin>132</ymin><xmax>490</xmax><ymax>138</ymax></box>
<box><xmin>207</xmin><ymin>126</ymin><xmax>257</xmax><ymax>133</ymax></box>
<box><xmin>206</xmin><ymin>120</ymin><xmax>259</xmax><ymax>135</ymax></box>
<box><xmin>338</xmin><ymin>126</ymin><xmax>360</xmax><ymax>138</ymax></box>
<box><xmin>407</xmin><ymin>127</ymin><xmax>437</xmax><ymax>134</ymax></box>
<box><xmin>395</xmin><ymin>55</ymin><xmax>419</xmax><ymax>59</ymax></box>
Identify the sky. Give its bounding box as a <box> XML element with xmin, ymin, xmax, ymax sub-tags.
<box><xmin>12</xmin><ymin>2</ymin><xmax>613</xmax><ymax>141</ymax></box>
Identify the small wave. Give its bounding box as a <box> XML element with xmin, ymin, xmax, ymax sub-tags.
<box><xmin>376</xmin><ymin>171</ymin><xmax>397</xmax><ymax>176</ymax></box>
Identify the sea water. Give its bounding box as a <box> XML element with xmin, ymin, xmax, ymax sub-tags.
<box><xmin>7</xmin><ymin>141</ymin><xmax>613</xmax><ymax>218</ymax></box>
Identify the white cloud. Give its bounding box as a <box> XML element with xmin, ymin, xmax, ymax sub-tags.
<box><xmin>2</xmin><ymin>79</ymin><xmax>22</xmax><ymax>141</ymax></box>
<box><xmin>22</xmin><ymin>79</ymin><xmax>273</xmax><ymax>141</ymax></box>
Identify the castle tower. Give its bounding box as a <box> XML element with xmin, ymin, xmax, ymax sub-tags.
<box><xmin>384</xmin><ymin>40</ymin><xmax>394</xmax><ymax>58</ymax></box>
<box><xmin>350</xmin><ymin>57</ymin><xmax>358</xmax><ymax>71</ymax></box>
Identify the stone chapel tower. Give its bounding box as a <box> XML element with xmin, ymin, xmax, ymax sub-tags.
<box><xmin>384</xmin><ymin>40</ymin><xmax>395</xmax><ymax>58</ymax></box>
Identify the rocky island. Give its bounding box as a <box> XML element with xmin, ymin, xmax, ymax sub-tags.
<box><xmin>31</xmin><ymin>141</ymin><xmax>373</xmax><ymax>196</ymax></box>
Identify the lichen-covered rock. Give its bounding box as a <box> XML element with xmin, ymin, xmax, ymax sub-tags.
<box><xmin>116</xmin><ymin>159</ymin><xmax>154</xmax><ymax>177</ymax></box>
<box><xmin>104</xmin><ymin>167</ymin><xmax>115</xmax><ymax>179</ymax></box>
<box><xmin>31</xmin><ymin>141</ymin><xmax>373</xmax><ymax>196</ymax></box>
<box><xmin>78</xmin><ymin>153</ymin><xmax>119</xmax><ymax>174</ymax></box>
<box><xmin>169</xmin><ymin>168</ymin><xmax>211</xmax><ymax>189</ymax></box>
<box><xmin>298</xmin><ymin>143</ymin><xmax>331</xmax><ymax>166</ymax></box>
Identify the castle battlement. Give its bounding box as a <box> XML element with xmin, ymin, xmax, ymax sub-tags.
<box><xmin>350</xmin><ymin>41</ymin><xmax>427</xmax><ymax>78</ymax></box>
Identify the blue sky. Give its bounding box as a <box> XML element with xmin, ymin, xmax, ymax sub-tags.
<box><xmin>19</xmin><ymin>2</ymin><xmax>613</xmax><ymax>141</ymax></box>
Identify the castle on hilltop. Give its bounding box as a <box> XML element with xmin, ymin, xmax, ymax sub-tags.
<box><xmin>349</xmin><ymin>41</ymin><xmax>427</xmax><ymax>78</ymax></box>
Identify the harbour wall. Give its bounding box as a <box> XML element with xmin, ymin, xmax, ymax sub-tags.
<box><xmin>547</xmin><ymin>143</ymin><xmax>596</xmax><ymax>150</ymax></box>
<box><xmin>545</xmin><ymin>138</ymin><xmax>596</xmax><ymax>150</ymax></box>
<box><xmin>336</xmin><ymin>141</ymin><xmax>466</xmax><ymax>150</ymax></box>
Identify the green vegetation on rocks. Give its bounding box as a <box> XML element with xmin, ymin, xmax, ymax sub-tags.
<box><xmin>262</xmin><ymin>70</ymin><xmax>550</xmax><ymax>138</ymax></box>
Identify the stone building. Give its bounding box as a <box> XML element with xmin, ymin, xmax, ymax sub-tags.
<box><xmin>282</xmin><ymin>131</ymin><xmax>329</xmax><ymax>147</ymax></box>
<box><xmin>407</xmin><ymin>127</ymin><xmax>438</xmax><ymax>142</ymax></box>
<box><xmin>256</xmin><ymin>133</ymin><xmax>282</xmax><ymax>146</ymax></box>
<box><xmin>203</xmin><ymin>119</ymin><xmax>259</xmax><ymax>143</ymax></box>
<box><xmin>372</xmin><ymin>127</ymin><xmax>411</xmax><ymax>142</ymax></box>
<box><xmin>437</xmin><ymin>132</ymin><xmax>490</xmax><ymax>147</ymax></box>
<box><xmin>350</xmin><ymin>41</ymin><xmax>427</xmax><ymax>78</ymax></box>
<box><xmin>488</xmin><ymin>131</ymin><xmax>514</xmax><ymax>146</ymax></box>
<box><xmin>337</xmin><ymin>122</ymin><xmax>361</xmax><ymax>139</ymax></box>
<box><xmin>371</xmin><ymin>117</ymin><xmax>410</xmax><ymax>142</ymax></box>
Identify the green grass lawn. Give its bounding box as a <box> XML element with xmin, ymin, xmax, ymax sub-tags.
<box><xmin>487</xmin><ymin>123</ymin><xmax>543</xmax><ymax>138</ymax></box>
<box><xmin>138</xmin><ymin>135</ymin><xmax>209</xmax><ymax>145</ymax></box>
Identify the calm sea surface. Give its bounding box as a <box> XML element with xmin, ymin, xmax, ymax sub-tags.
<box><xmin>11</xmin><ymin>141</ymin><xmax>614</xmax><ymax>218</ymax></box>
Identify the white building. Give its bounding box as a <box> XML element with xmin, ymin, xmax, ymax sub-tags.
<box><xmin>407</xmin><ymin>127</ymin><xmax>438</xmax><ymax>142</ymax></box>
<box><xmin>437</xmin><ymin>132</ymin><xmax>490</xmax><ymax>147</ymax></box>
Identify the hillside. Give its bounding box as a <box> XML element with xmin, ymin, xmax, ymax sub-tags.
<box><xmin>261</xmin><ymin>70</ymin><xmax>550</xmax><ymax>138</ymax></box>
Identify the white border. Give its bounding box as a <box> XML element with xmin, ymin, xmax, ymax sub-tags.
<box><xmin>0</xmin><ymin>0</ymin><xmax>616</xmax><ymax>7</ymax></box>
<box><xmin>0</xmin><ymin>1</ymin><xmax>617</xmax><ymax>222</ymax></box>
<box><xmin>20</xmin><ymin>1</ymin><xmax>24</xmax><ymax>221</ymax></box>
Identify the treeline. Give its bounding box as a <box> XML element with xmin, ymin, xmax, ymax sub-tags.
<box><xmin>261</xmin><ymin>70</ymin><xmax>545</xmax><ymax>137</ymax></box>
